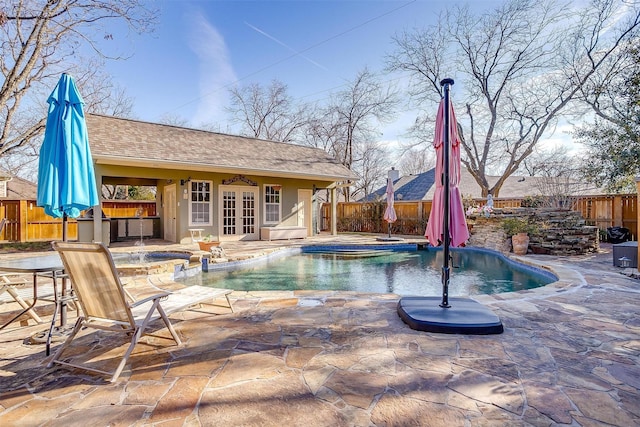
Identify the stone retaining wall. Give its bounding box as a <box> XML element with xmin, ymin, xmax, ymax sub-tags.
<box><xmin>467</xmin><ymin>207</ymin><xmax>599</xmax><ymax>255</ymax></box>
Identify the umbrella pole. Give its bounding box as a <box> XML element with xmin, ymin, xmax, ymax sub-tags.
<box><xmin>440</xmin><ymin>78</ymin><xmax>454</xmax><ymax>309</ymax></box>
<box><xmin>388</xmin><ymin>222</ymin><xmax>391</xmax><ymax>238</ymax></box>
<box><xmin>62</xmin><ymin>213</ymin><xmax>68</xmax><ymax>242</ymax></box>
<box><xmin>61</xmin><ymin>213</ymin><xmax>68</xmax><ymax>326</ymax></box>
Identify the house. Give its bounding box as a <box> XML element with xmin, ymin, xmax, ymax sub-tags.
<box><xmin>0</xmin><ymin>173</ymin><xmax>38</xmax><ymax>242</ymax></box>
<box><xmin>84</xmin><ymin>114</ymin><xmax>357</xmax><ymax>244</ymax></box>
<box><xmin>363</xmin><ymin>168</ymin><xmax>604</xmax><ymax>202</ymax></box>
<box><xmin>0</xmin><ymin>173</ymin><xmax>37</xmax><ymax>200</ymax></box>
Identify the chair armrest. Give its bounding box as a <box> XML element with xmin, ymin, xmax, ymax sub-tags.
<box><xmin>129</xmin><ymin>292</ymin><xmax>170</xmax><ymax>308</ymax></box>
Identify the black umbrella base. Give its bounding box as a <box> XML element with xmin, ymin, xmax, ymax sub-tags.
<box><xmin>397</xmin><ymin>296</ymin><xmax>503</xmax><ymax>335</ymax></box>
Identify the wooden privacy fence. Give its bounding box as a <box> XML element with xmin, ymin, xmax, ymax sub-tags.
<box><xmin>573</xmin><ymin>195</ymin><xmax>637</xmax><ymax>239</ymax></box>
<box><xmin>321</xmin><ymin>194</ymin><xmax>638</xmax><ymax>240</ymax></box>
<box><xmin>0</xmin><ymin>200</ymin><xmax>157</xmax><ymax>243</ymax></box>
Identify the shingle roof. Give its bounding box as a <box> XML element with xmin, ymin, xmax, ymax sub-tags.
<box><xmin>361</xmin><ymin>170</ymin><xmax>437</xmax><ymax>202</ymax></box>
<box><xmin>85</xmin><ymin>114</ymin><xmax>357</xmax><ymax>182</ymax></box>
<box><xmin>364</xmin><ymin>168</ymin><xmax>606</xmax><ymax>202</ymax></box>
<box><xmin>0</xmin><ymin>174</ymin><xmax>37</xmax><ymax>199</ymax></box>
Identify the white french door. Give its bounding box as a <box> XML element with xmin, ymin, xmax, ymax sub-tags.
<box><xmin>219</xmin><ymin>185</ymin><xmax>259</xmax><ymax>240</ymax></box>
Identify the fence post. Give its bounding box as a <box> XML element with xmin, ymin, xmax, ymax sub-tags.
<box><xmin>19</xmin><ymin>200</ymin><xmax>28</xmax><ymax>242</ymax></box>
<box><xmin>614</xmin><ymin>195</ymin><xmax>623</xmax><ymax>226</ymax></box>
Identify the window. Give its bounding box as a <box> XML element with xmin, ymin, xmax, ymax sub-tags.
<box><xmin>264</xmin><ymin>184</ymin><xmax>281</xmax><ymax>224</ymax></box>
<box><xmin>0</xmin><ymin>181</ymin><xmax>6</xmax><ymax>198</ymax></box>
<box><xmin>189</xmin><ymin>180</ymin><xmax>212</xmax><ymax>226</ymax></box>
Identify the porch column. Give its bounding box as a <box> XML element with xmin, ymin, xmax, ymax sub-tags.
<box><xmin>331</xmin><ymin>187</ymin><xmax>337</xmax><ymax>236</ymax></box>
<box><xmin>93</xmin><ymin>201</ymin><xmax>103</xmax><ymax>244</ymax></box>
<box><xmin>93</xmin><ymin>169</ymin><xmax>103</xmax><ymax>244</ymax></box>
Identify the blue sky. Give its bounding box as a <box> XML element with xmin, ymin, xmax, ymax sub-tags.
<box><xmin>104</xmin><ymin>0</ymin><xmax>475</xmax><ymax>141</ymax></box>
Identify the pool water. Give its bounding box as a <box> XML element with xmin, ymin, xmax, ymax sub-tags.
<box><xmin>178</xmin><ymin>246</ymin><xmax>557</xmax><ymax>296</ymax></box>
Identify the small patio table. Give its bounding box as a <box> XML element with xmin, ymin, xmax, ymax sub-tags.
<box><xmin>0</xmin><ymin>254</ymin><xmax>70</xmax><ymax>355</ymax></box>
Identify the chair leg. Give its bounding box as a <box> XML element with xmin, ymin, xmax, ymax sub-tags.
<box><xmin>110</xmin><ymin>300</ymin><xmax>164</xmax><ymax>382</ymax></box>
<box><xmin>225</xmin><ymin>294</ymin><xmax>234</xmax><ymax>313</ymax></box>
<box><xmin>47</xmin><ymin>317</ymin><xmax>84</xmax><ymax>368</ymax></box>
<box><xmin>156</xmin><ymin>304</ymin><xmax>182</xmax><ymax>346</ymax></box>
<box><xmin>110</xmin><ymin>325</ymin><xmax>144</xmax><ymax>382</ymax></box>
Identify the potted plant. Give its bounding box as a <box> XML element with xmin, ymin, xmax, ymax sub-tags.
<box><xmin>501</xmin><ymin>217</ymin><xmax>537</xmax><ymax>255</ymax></box>
<box><xmin>197</xmin><ymin>234</ymin><xmax>220</xmax><ymax>251</ymax></box>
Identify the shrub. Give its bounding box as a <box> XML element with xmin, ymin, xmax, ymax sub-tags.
<box><xmin>501</xmin><ymin>217</ymin><xmax>539</xmax><ymax>236</ymax></box>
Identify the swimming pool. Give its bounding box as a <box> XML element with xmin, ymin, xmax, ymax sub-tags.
<box><xmin>178</xmin><ymin>245</ymin><xmax>557</xmax><ymax>296</ymax></box>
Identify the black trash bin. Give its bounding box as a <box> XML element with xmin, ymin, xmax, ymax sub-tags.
<box><xmin>606</xmin><ymin>226</ymin><xmax>631</xmax><ymax>244</ymax></box>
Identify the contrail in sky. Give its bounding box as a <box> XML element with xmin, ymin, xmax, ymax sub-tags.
<box><xmin>245</xmin><ymin>21</ymin><xmax>329</xmax><ymax>71</ymax></box>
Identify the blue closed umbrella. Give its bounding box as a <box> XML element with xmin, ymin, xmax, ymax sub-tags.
<box><xmin>37</xmin><ymin>74</ymin><xmax>99</xmax><ymax>238</ymax></box>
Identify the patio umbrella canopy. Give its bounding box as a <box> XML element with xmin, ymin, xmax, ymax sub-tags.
<box><xmin>424</xmin><ymin>98</ymin><xmax>469</xmax><ymax>248</ymax></box>
<box><xmin>397</xmin><ymin>78</ymin><xmax>502</xmax><ymax>335</ymax></box>
<box><xmin>383</xmin><ymin>178</ymin><xmax>397</xmax><ymax>237</ymax></box>
<box><xmin>37</xmin><ymin>73</ymin><xmax>99</xmax><ymax>232</ymax></box>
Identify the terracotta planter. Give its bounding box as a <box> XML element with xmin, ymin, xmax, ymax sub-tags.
<box><xmin>511</xmin><ymin>233</ymin><xmax>530</xmax><ymax>255</ymax></box>
<box><xmin>198</xmin><ymin>241</ymin><xmax>220</xmax><ymax>251</ymax></box>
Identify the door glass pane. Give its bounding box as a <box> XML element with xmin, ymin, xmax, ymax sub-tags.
<box><xmin>243</xmin><ymin>191</ymin><xmax>255</xmax><ymax>234</ymax></box>
<box><xmin>223</xmin><ymin>191</ymin><xmax>236</xmax><ymax>235</ymax></box>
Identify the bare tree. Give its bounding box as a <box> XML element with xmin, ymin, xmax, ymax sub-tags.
<box><xmin>322</xmin><ymin>68</ymin><xmax>399</xmax><ymax>200</ymax></box>
<box><xmin>351</xmin><ymin>139</ymin><xmax>390</xmax><ymax>199</ymax></box>
<box><xmin>330</xmin><ymin>69</ymin><xmax>398</xmax><ymax>170</ymax></box>
<box><xmin>158</xmin><ymin>113</ymin><xmax>191</xmax><ymax>128</ymax></box>
<box><xmin>79</xmin><ymin>62</ymin><xmax>135</xmax><ymax>117</ymax></box>
<box><xmin>0</xmin><ymin>0</ymin><xmax>157</xmax><ymax>161</ymax></box>
<box><xmin>299</xmin><ymin>105</ymin><xmax>343</xmax><ymax>156</ymax></box>
<box><xmin>398</xmin><ymin>146</ymin><xmax>436</xmax><ymax>176</ymax></box>
<box><xmin>227</xmin><ymin>80</ymin><xmax>306</xmax><ymax>142</ymax></box>
<box><xmin>523</xmin><ymin>146</ymin><xmax>596</xmax><ymax>208</ymax></box>
<box><xmin>387</xmin><ymin>0</ymin><xmax>640</xmax><ymax>197</ymax></box>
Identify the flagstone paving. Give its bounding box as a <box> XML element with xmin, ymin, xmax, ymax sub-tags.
<box><xmin>0</xmin><ymin>235</ymin><xmax>639</xmax><ymax>426</ymax></box>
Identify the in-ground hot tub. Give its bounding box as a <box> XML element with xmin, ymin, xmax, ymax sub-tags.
<box><xmin>112</xmin><ymin>251</ymin><xmax>199</xmax><ymax>277</ymax></box>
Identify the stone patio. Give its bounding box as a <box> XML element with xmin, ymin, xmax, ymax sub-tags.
<box><xmin>0</xmin><ymin>235</ymin><xmax>639</xmax><ymax>426</ymax></box>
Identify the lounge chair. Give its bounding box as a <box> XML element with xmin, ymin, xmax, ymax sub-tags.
<box><xmin>48</xmin><ymin>241</ymin><xmax>233</xmax><ymax>382</ymax></box>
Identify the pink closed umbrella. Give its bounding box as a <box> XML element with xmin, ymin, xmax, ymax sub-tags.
<box><xmin>383</xmin><ymin>178</ymin><xmax>397</xmax><ymax>238</ymax></box>
<box><xmin>397</xmin><ymin>78</ymin><xmax>503</xmax><ymax>333</ymax></box>
<box><xmin>424</xmin><ymin>98</ymin><xmax>469</xmax><ymax>247</ymax></box>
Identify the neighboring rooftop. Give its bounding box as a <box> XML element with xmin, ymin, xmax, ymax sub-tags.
<box><xmin>362</xmin><ymin>168</ymin><xmax>605</xmax><ymax>201</ymax></box>
<box><xmin>0</xmin><ymin>173</ymin><xmax>37</xmax><ymax>200</ymax></box>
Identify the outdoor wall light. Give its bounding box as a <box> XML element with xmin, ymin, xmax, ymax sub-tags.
<box><xmin>619</xmin><ymin>257</ymin><xmax>631</xmax><ymax>268</ymax></box>
<box><xmin>180</xmin><ymin>177</ymin><xmax>191</xmax><ymax>186</ymax></box>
